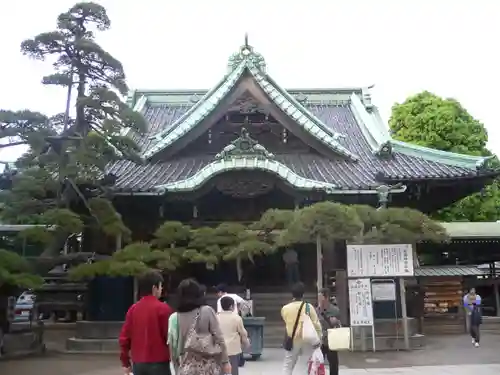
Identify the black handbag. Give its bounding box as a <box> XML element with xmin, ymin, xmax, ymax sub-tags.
<box><xmin>283</xmin><ymin>301</ymin><xmax>305</xmax><ymax>351</ymax></box>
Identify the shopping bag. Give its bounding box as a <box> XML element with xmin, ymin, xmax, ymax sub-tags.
<box><xmin>327</xmin><ymin>327</ymin><xmax>351</xmax><ymax>351</ymax></box>
<box><xmin>302</xmin><ymin>313</ymin><xmax>320</xmax><ymax>345</ymax></box>
<box><xmin>308</xmin><ymin>347</ymin><xmax>326</xmax><ymax>375</ymax></box>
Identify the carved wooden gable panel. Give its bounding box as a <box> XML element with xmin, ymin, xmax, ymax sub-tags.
<box><xmin>175</xmin><ymin>92</ymin><xmax>317</xmax><ymax>158</ymax></box>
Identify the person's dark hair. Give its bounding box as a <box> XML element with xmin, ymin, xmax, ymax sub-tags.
<box><xmin>319</xmin><ymin>288</ymin><xmax>330</xmax><ymax>299</ymax></box>
<box><xmin>215</xmin><ymin>283</ymin><xmax>227</xmax><ymax>293</ymax></box>
<box><xmin>220</xmin><ymin>296</ymin><xmax>235</xmax><ymax>311</ymax></box>
<box><xmin>137</xmin><ymin>271</ymin><xmax>163</xmax><ymax>296</ymax></box>
<box><xmin>291</xmin><ymin>282</ymin><xmax>305</xmax><ymax>300</ymax></box>
<box><xmin>177</xmin><ymin>278</ymin><xmax>205</xmax><ymax>312</ymax></box>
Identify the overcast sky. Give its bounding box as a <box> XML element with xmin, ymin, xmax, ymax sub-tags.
<box><xmin>1</xmin><ymin>0</ymin><xmax>498</xmax><ymax>162</ymax></box>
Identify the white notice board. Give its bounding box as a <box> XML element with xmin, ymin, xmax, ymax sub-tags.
<box><xmin>347</xmin><ymin>244</ymin><xmax>414</xmax><ymax>278</ymax></box>
<box><xmin>348</xmin><ymin>278</ymin><xmax>374</xmax><ymax>326</ymax></box>
<box><xmin>372</xmin><ymin>282</ymin><xmax>397</xmax><ymax>301</ymax></box>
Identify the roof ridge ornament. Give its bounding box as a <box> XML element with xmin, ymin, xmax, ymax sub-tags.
<box><xmin>227</xmin><ymin>34</ymin><xmax>267</xmax><ymax>74</ymax></box>
<box><xmin>215</xmin><ymin>127</ymin><xmax>274</xmax><ymax>160</ymax></box>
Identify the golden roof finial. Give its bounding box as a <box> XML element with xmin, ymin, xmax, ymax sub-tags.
<box><xmin>244</xmin><ymin>33</ymin><xmax>249</xmax><ymax>48</ymax></box>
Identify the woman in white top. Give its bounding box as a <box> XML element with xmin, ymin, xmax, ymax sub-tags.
<box><xmin>217</xmin><ymin>296</ymin><xmax>250</xmax><ymax>375</ymax></box>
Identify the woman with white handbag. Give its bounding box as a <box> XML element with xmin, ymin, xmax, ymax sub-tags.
<box><xmin>316</xmin><ymin>289</ymin><xmax>340</xmax><ymax>375</ymax></box>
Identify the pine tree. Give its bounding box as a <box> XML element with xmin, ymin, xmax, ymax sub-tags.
<box><xmin>0</xmin><ymin>2</ymin><xmax>145</xmax><ymax>275</ymax></box>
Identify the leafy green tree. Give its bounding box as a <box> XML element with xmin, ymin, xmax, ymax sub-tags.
<box><xmin>389</xmin><ymin>91</ymin><xmax>500</xmax><ymax>221</ymax></box>
<box><xmin>184</xmin><ymin>223</ymin><xmax>272</xmax><ymax>281</ymax></box>
<box><xmin>352</xmin><ymin>205</ymin><xmax>448</xmax><ymax>244</ymax></box>
<box><xmin>278</xmin><ymin>202</ymin><xmax>364</xmax><ymax>290</ymax></box>
<box><xmin>184</xmin><ymin>227</ymin><xmax>223</xmax><ymax>270</ymax></box>
<box><xmin>0</xmin><ymin>249</ymin><xmax>44</xmax><ymax>289</ymax></box>
<box><xmin>69</xmin><ymin>221</ymin><xmax>193</xmax><ymax>281</ymax></box>
<box><xmin>353</xmin><ymin>205</ymin><xmax>448</xmax><ymax>268</ymax></box>
<box><xmin>0</xmin><ymin>2</ymin><xmax>145</xmax><ymax>265</ymax></box>
<box><xmin>69</xmin><ymin>242</ymin><xmax>170</xmax><ymax>281</ymax></box>
<box><xmin>0</xmin><ymin>110</ymin><xmax>58</xmax><ymax>153</ymax></box>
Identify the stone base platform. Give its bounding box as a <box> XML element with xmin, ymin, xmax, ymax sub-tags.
<box><xmin>65</xmin><ymin>321</ymin><xmax>122</xmax><ymax>353</ymax></box>
<box><xmin>1</xmin><ymin>325</ymin><xmax>46</xmax><ymax>358</ymax></box>
<box><xmin>66</xmin><ymin>338</ymin><xmax>118</xmax><ymax>353</ymax></box>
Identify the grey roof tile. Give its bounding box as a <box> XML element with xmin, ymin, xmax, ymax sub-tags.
<box><xmin>415</xmin><ymin>265</ymin><xmax>486</xmax><ymax>277</ymax></box>
<box><xmin>108</xmin><ymin>103</ymin><xmax>479</xmax><ymax>192</ymax></box>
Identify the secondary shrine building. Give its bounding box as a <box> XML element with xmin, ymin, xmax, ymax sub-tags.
<box><xmin>106</xmin><ymin>39</ymin><xmax>497</xmax><ymax>289</ymax></box>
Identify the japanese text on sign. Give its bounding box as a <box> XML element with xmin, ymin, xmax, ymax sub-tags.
<box><xmin>346</xmin><ymin>244</ymin><xmax>414</xmax><ymax>278</ymax></box>
<box><xmin>348</xmin><ymin>278</ymin><xmax>374</xmax><ymax>326</ymax></box>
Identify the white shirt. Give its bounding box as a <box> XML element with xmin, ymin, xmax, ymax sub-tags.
<box><xmin>216</xmin><ymin>293</ymin><xmax>246</xmax><ymax>313</ymax></box>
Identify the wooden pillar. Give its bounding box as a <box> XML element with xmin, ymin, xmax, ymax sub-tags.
<box><xmin>494</xmin><ymin>282</ymin><xmax>500</xmax><ymax>317</ymax></box>
<box><xmin>336</xmin><ymin>270</ymin><xmax>348</xmax><ymax>327</ymax></box>
<box><xmin>116</xmin><ymin>233</ymin><xmax>122</xmax><ymax>252</ymax></box>
<box><xmin>316</xmin><ymin>235</ymin><xmax>323</xmax><ymax>291</ymax></box>
<box><xmin>399</xmin><ymin>278</ymin><xmax>410</xmax><ymax>350</ymax></box>
<box><xmin>334</xmin><ymin>241</ymin><xmax>349</xmax><ymax>326</ymax></box>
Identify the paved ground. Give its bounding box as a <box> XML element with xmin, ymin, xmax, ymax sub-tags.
<box><xmin>1</xmin><ymin>333</ymin><xmax>500</xmax><ymax>375</ymax></box>
<box><xmin>2</xmin><ymin>355</ymin><xmax>499</xmax><ymax>375</ymax></box>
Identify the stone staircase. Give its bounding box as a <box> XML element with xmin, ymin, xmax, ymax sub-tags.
<box><xmin>209</xmin><ymin>292</ymin><xmax>426</xmax><ymax>350</ymax></box>
<box><xmin>481</xmin><ymin>316</ymin><xmax>500</xmax><ymax>334</ymax></box>
<box><xmin>65</xmin><ymin>292</ymin><xmax>434</xmax><ymax>352</ymax></box>
<box><xmin>194</xmin><ymin>292</ymin><xmax>316</xmax><ymax>349</ymax></box>
<box><xmin>422</xmin><ymin>316</ymin><xmax>464</xmax><ymax>335</ymax></box>
<box><xmin>422</xmin><ymin>316</ymin><xmax>500</xmax><ymax>335</ymax></box>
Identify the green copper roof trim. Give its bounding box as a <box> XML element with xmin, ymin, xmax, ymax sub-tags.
<box><xmin>133</xmin><ymin>95</ymin><xmax>148</xmax><ymax>113</ymax></box>
<box><xmin>227</xmin><ymin>36</ymin><xmax>267</xmax><ymax>74</ymax></box>
<box><xmin>143</xmin><ymin>42</ymin><xmax>358</xmax><ymax>161</ymax></box>
<box><xmin>143</xmin><ymin>61</ymin><xmax>247</xmax><ymax>159</ymax></box>
<box><xmin>151</xmin><ymin>128</ymin><xmax>406</xmax><ymax>195</ymax></box>
<box><xmin>350</xmin><ymin>93</ymin><xmax>390</xmax><ymax>153</ymax></box>
<box><xmin>391</xmin><ymin>140</ymin><xmax>490</xmax><ymax>169</ymax></box>
<box><xmin>350</xmin><ymin>94</ymin><xmax>490</xmax><ymax>169</ymax></box>
<box><xmin>152</xmin><ymin>157</ymin><xmax>340</xmax><ymax>194</ymax></box>
<box><xmin>247</xmin><ymin>65</ymin><xmax>358</xmax><ymax>161</ymax></box>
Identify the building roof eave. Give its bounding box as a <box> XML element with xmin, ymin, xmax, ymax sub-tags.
<box><xmin>350</xmin><ymin>92</ymin><xmax>492</xmax><ymax>170</ymax></box>
<box><xmin>391</xmin><ymin>140</ymin><xmax>492</xmax><ymax>170</ymax></box>
<box><xmin>152</xmin><ymin>156</ymin><xmax>340</xmax><ymax>194</ymax></box>
<box><xmin>142</xmin><ymin>41</ymin><xmax>360</xmax><ymax>162</ymax></box>
<box><xmin>441</xmin><ymin>221</ymin><xmax>500</xmax><ymax>239</ymax></box>
<box><xmin>248</xmin><ymin>66</ymin><xmax>359</xmax><ymax>161</ymax></box>
<box><xmin>142</xmin><ymin>61</ymin><xmax>247</xmax><ymax>159</ymax></box>
<box><xmin>149</xmin><ymin>155</ymin><xmax>408</xmax><ymax>196</ymax></box>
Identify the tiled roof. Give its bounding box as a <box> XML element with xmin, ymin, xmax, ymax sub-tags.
<box><xmin>108</xmin><ymin>103</ymin><xmax>479</xmax><ymax>192</ymax></box>
<box><xmin>110</xmin><ymin>41</ymin><xmax>494</xmax><ymax>193</ymax></box>
<box><xmin>415</xmin><ymin>265</ymin><xmax>487</xmax><ymax>277</ymax></box>
<box><xmin>143</xmin><ymin>44</ymin><xmax>358</xmax><ymax>162</ymax></box>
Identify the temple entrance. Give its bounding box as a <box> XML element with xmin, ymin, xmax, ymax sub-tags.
<box><xmin>171</xmin><ymin>243</ymin><xmax>318</xmax><ymax>292</ymax></box>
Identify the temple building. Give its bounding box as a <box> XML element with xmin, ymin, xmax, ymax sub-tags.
<box><xmin>106</xmin><ymin>38</ymin><xmax>497</xmax><ymax>288</ymax></box>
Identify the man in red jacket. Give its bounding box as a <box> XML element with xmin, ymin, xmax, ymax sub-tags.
<box><xmin>119</xmin><ymin>271</ymin><xmax>173</xmax><ymax>375</ymax></box>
